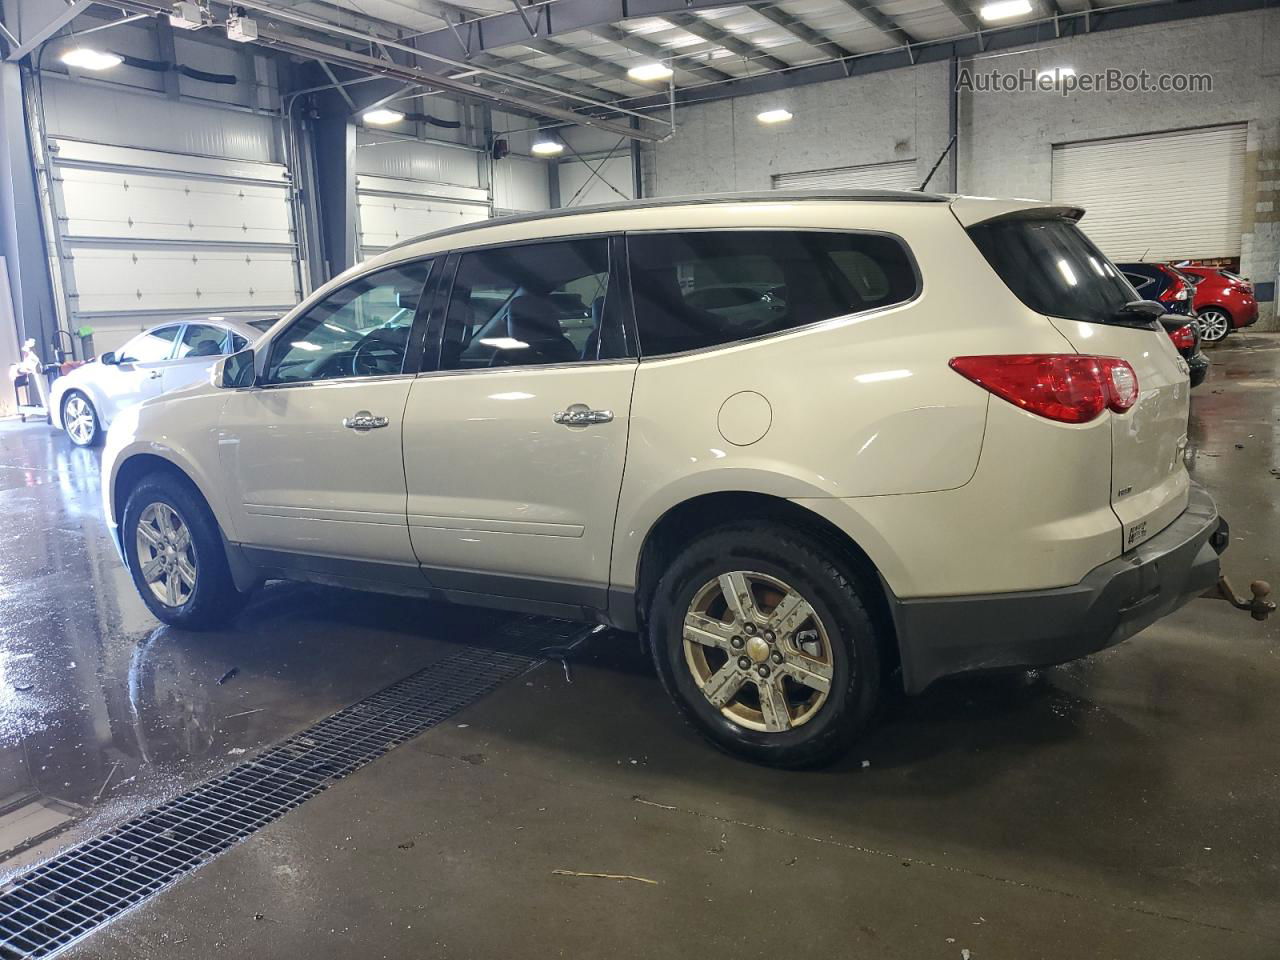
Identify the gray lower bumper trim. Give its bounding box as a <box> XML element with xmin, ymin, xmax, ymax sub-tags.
<box><xmin>887</xmin><ymin>485</ymin><xmax>1223</xmax><ymax>694</ymax></box>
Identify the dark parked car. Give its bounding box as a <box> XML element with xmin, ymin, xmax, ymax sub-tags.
<box><xmin>1175</xmin><ymin>264</ymin><xmax>1259</xmax><ymax>344</ymax></box>
<box><xmin>1160</xmin><ymin>314</ymin><xmax>1208</xmax><ymax>388</ymax></box>
<box><xmin>1117</xmin><ymin>262</ymin><xmax>1195</xmax><ymax>316</ymax></box>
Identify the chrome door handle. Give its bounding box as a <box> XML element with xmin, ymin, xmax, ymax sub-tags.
<box><xmin>343</xmin><ymin>411</ymin><xmax>389</xmax><ymax>431</ymax></box>
<box><xmin>553</xmin><ymin>404</ymin><xmax>613</xmax><ymax>427</ymax></box>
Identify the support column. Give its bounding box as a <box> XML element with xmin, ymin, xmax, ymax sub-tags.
<box><xmin>312</xmin><ymin>114</ymin><xmax>358</xmax><ymax>279</ymax></box>
<box><xmin>0</xmin><ymin>62</ymin><xmax>58</xmax><ymax>358</ymax></box>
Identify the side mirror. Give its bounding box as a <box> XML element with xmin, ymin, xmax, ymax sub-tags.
<box><xmin>213</xmin><ymin>348</ymin><xmax>256</xmax><ymax>389</ymax></box>
<box><xmin>100</xmin><ymin>351</ymin><xmax>118</xmax><ymax>365</ymax></box>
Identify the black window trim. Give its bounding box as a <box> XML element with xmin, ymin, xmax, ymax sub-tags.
<box><xmin>621</xmin><ymin>226</ymin><xmax>924</xmax><ymax>361</ymax></box>
<box><xmin>414</xmin><ymin>232</ymin><xmax>636</xmax><ymax>378</ymax></box>
<box><xmin>256</xmin><ymin>257</ymin><xmax>439</xmax><ymax>390</ymax></box>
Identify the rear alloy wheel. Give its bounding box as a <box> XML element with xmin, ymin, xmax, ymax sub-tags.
<box><xmin>1196</xmin><ymin>308</ymin><xmax>1231</xmax><ymax>344</ymax></box>
<box><xmin>62</xmin><ymin>391</ymin><xmax>100</xmax><ymax>446</ymax></box>
<box><xmin>650</xmin><ymin>524</ymin><xmax>882</xmax><ymax>768</ymax></box>
<box><xmin>683</xmin><ymin>572</ymin><xmax>835</xmax><ymax>733</ymax></box>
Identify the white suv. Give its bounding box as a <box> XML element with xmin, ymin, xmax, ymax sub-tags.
<box><xmin>102</xmin><ymin>191</ymin><xmax>1226</xmax><ymax>766</ymax></box>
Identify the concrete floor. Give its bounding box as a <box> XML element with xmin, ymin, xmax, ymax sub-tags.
<box><xmin>2</xmin><ymin>334</ymin><xmax>1278</xmax><ymax>959</ymax></box>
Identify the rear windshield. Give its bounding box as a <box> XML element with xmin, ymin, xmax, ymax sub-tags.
<box><xmin>967</xmin><ymin>218</ymin><xmax>1137</xmax><ymax>325</ymax></box>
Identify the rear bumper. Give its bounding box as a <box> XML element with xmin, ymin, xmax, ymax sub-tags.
<box><xmin>886</xmin><ymin>485</ymin><xmax>1224</xmax><ymax>694</ymax></box>
<box><xmin>1188</xmin><ymin>351</ymin><xmax>1209</xmax><ymax>387</ymax></box>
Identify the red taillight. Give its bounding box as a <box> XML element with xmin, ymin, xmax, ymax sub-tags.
<box><xmin>949</xmin><ymin>354</ymin><xmax>1139</xmax><ymax>424</ymax></box>
<box><xmin>1169</xmin><ymin>323</ymin><xmax>1196</xmax><ymax>350</ymax></box>
<box><xmin>1158</xmin><ymin>275</ymin><xmax>1189</xmax><ymax>302</ymax></box>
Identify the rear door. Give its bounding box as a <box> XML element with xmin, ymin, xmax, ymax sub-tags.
<box><xmin>162</xmin><ymin>322</ymin><xmax>233</xmax><ymax>394</ymax></box>
<box><xmin>965</xmin><ymin>213</ymin><xmax>1192</xmax><ymax>550</ymax></box>
<box><xmin>402</xmin><ymin>236</ymin><xmax>635</xmax><ymax>609</ymax></box>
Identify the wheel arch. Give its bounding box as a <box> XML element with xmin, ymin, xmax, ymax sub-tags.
<box><xmin>1199</xmin><ymin>302</ymin><xmax>1235</xmax><ymax>322</ymax></box>
<box><xmin>111</xmin><ymin>449</ymin><xmax>258</xmax><ymax>592</ymax></box>
<box><xmin>630</xmin><ymin>491</ymin><xmax>900</xmax><ymax>676</ymax></box>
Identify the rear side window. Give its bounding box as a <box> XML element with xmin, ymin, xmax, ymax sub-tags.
<box><xmin>627</xmin><ymin>231</ymin><xmax>918</xmax><ymax>356</ymax></box>
<box><xmin>440</xmin><ymin>238</ymin><xmax>621</xmax><ymax>370</ymax></box>
<box><xmin>967</xmin><ymin>218</ymin><xmax>1137</xmax><ymax>325</ymax></box>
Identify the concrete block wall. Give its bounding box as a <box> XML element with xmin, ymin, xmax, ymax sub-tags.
<box><xmin>644</xmin><ymin>60</ymin><xmax>953</xmax><ymax>195</ymax></box>
<box><xmin>643</xmin><ymin>8</ymin><xmax>1280</xmax><ymax>329</ymax></box>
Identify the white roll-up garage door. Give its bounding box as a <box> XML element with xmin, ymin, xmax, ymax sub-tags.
<box><xmin>355</xmin><ymin>176</ymin><xmax>490</xmax><ymax>257</ymax></box>
<box><xmin>1051</xmin><ymin>125</ymin><xmax>1247</xmax><ymax>261</ymax></box>
<box><xmin>48</xmin><ymin>139</ymin><xmax>301</xmax><ymax>353</ymax></box>
<box><xmin>772</xmin><ymin>160</ymin><xmax>918</xmax><ymax>191</ymax></box>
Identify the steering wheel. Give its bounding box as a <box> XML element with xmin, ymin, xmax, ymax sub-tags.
<box><xmin>351</xmin><ymin>339</ymin><xmax>396</xmax><ymax>377</ymax></box>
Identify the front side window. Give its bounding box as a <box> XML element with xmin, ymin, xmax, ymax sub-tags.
<box><xmin>119</xmin><ymin>325</ymin><xmax>181</xmax><ymax>363</ymax></box>
<box><xmin>967</xmin><ymin>218</ymin><xmax>1139</xmax><ymax>325</ymax></box>
<box><xmin>440</xmin><ymin>238</ymin><xmax>615</xmax><ymax>370</ymax></box>
<box><xmin>176</xmin><ymin>323</ymin><xmax>230</xmax><ymax>358</ymax></box>
<box><xmin>266</xmin><ymin>261</ymin><xmax>433</xmax><ymax>384</ymax></box>
<box><xmin>627</xmin><ymin>231</ymin><xmax>918</xmax><ymax>356</ymax></box>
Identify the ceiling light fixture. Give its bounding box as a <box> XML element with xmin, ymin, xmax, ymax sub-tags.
<box><xmin>362</xmin><ymin>108</ymin><xmax>405</xmax><ymax>125</ymax></box>
<box><xmin>60</xmin><ymin>48</ymin><xmax>124</xmax><ymax>70</ymax></box>
<box><xmin>756</xmin><ymin>108</ymin><xmax>793</xmax><ymax>125</ymax></box>
<box><xmin>979</xmin><ymin>0</ymin><xmax>1033</xmax><ymax>22</ymax></box>
<box><xmin>627</xmin><ymin>62</ymin><xmax>673</xmax><ymax>82</ymax></box>
<box><xmin>531</xmin><ymin>139</ymin><xmax>564</xmax><ymax>157</ymax></box>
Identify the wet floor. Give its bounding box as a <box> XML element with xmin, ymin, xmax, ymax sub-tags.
<box><xmin>4</xmin><ymin>334</ymin><xmax>1280</xmax><ymax>958</ymax></box>
<box><xmin>0</xmin><ymin>421</ymin><xmax>532</xmax><ymax>878</ymax></box>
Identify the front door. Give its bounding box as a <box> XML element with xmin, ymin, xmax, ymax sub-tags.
<box><xmin>101</xmin><ymin>324</ymin><xmax>182</xmax><ymax>416</ymax></box>
<box><xmin>402</xmin><ymin>237</ymin><xmax>635</xmax><ymax>607</ymax></box>
<box><xmin>217</xmin><ymin>260</ymin><xmax>435</xmax><ymax>566</ymax></box>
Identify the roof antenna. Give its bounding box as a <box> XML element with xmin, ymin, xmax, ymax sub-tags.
<box><xmin>918</xmin><ymin>134</ymin><xmax>958</xmax><ymax>192</ymax></box>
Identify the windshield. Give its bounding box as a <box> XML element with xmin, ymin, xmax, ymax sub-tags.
<box><xmin>246</xmin><ymin>318</ymin><xmax>278</xmax><ymax>332</ymax></box>
<box><xmin>967</xmin><ymin>218</ymin><xmax>1139</xmax><ymax>325</ymax></box>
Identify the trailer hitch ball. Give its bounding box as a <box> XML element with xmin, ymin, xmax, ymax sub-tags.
<box><xmin>1202</xmin><ymin>576</ymin><xmax>1276</xmax><ymax>622</ymax></box>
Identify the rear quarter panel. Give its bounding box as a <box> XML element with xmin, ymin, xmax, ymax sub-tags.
<box><xmin>611</xmin><ymin>202</ymin><xmax>1097</xmax><ymax>595</ymax></box>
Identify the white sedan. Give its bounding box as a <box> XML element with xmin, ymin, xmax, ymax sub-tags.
<box><xmin>51</xmin><ymin>315</ymin><xmax>276</xmax><ymax>446</ymax></box>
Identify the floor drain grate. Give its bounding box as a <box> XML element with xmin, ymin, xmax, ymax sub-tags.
<box><xmin>0</xmin><ymin>618</ymin><xmax>585</xmax><ymax>958</ymax></box>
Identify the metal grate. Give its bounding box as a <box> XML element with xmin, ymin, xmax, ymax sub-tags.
<box><xmin>0</xmin><ymin>618</ymin><xmax>583</xmax><ymax>959</ymax></box>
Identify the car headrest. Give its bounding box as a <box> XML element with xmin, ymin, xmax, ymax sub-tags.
<box><xmin>508</xmin><ymin>295</ymin><xmax>566</xmax><ymax>342</ymax></box>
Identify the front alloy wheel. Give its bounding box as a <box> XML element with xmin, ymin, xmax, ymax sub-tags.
<box><xmin>135</xmin><ymin>502</ymin><xmax>198</xmax><ymax>608</ymax></box>
<box><xmin>683</xmin><ymin>572</ymin><xmax>833</xmax><ymax>732</ymax></box>
<box><xmin>62</xmin><ymin>393</ymin><xmax>99</xmax><ymax>446</ymax></box>
<box><xmin>1196</xmin><ymin>308</ymin><xmax>1231</xmax><ymax>344</ymax></box>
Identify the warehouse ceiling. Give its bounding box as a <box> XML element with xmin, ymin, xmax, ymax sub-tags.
<box><xmin>7</xmin><ymin>0</ymin><xmax>1253</xmax><ymax>138</ymax></box>
<box><xmin>278</xmin><ymin>0</ymin><xmax>1203</xmax><ymax>107</ymax></box>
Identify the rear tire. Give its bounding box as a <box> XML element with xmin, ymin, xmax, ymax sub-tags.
<box><xmin>648</xmin><ymin>524</ymin><xmax>883</xmax><ymax>768</ymax></box>
<box><xmin>1196</xmin><ymin>308</ymin><xmax>1232</xmax><ymax>344</ymax></box>
<box><xmin>122</xmin><ymin>472</ymin><xmax>245</xmax><ymax>629</ymax></box>
<box><xmin>62</xmin><ymin>391</ymin><xmax>101</xmax><ymax>447</ymax></box>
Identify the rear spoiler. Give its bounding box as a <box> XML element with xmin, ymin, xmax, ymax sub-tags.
<box><xmin>949</xmin><ymin>196</ymin><xmax>1086</xmax><ymax>228</ymax></box>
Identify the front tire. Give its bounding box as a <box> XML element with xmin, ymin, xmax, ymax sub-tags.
<box><xmin>62</xmin><ymin>391</ymin><xmax>101</xmax><ymax>447</ymax></box>
<box><xmin>122</xmin><ymin>472</ymin><xmax>245</xmax><ymax>629</ymax></box>
<box><xmin>648</xmin><ymin>524</ymin><xmax>883</xmax><ymax>768</ymax></box>
<box><xmin>1196</xmin><ymin>308</ymin><xmax>1232</xmax><ymax>344</ymax></box>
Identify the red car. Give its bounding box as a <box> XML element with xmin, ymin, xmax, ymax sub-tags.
<box><xmin>1176</xmin><ymin>264</ymin><xmax>1259</xmax><ymax>344</ymax></box>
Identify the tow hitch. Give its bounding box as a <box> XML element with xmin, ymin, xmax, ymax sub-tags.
<box><xmin>1202</xmin><ymin>576</ymin><xmax>1275</xmax><ymax>622</ymax></box>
